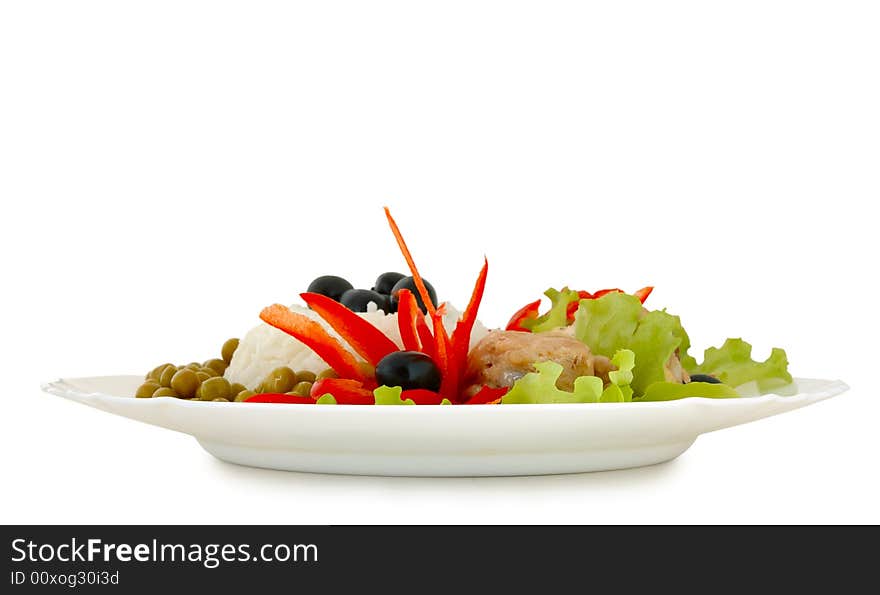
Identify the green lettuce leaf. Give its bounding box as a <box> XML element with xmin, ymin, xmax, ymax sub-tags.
<box><xmin>637</xmin><ymin>381</ymin><xmax>740</xmax><ymax>402</ymax></box>
<box><xmin>602</xmin><ymin>349</ymin><xmax>636</xmax><ymax>402</ymax></box>
<box><xmin>502</xmin><ymin>350</ymin><xmax>635</xmax><ymax>404</ymax></box>
<box><xmin>573</xmin><ymin>292</ymin><xmax>683</xmax><ymax>397</ymax></box>
<box><xmin>373</xmin><ymin>385</ymin><xmax>415</xmax><ymax>405</ymax></box>
<box><xmin>690</xmin><ymin>338</ymin><xmax>792</xmax><ymax>391</ymax></box>
<box><xmin>521</xmin><ymin>288</ymin><xmax>580</xmax><ymax>333</ymax></box>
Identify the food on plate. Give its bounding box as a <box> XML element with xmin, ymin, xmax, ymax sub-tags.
<box><xmin>134</xmin><ymin>208</ymin><xmax>793</xmax><ymax>405</ymax></box>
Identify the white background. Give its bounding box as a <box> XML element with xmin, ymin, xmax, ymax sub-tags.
<box><xmin>1</xmin><ymin>1</ymin><xmax>878</xmax><ymax>524</ymax></box>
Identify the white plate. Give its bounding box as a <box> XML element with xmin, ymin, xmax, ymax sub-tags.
<box><xmin>42</xmin><ymin>375</ymin><xmax>848</xmax><ymax>477</ymax></box>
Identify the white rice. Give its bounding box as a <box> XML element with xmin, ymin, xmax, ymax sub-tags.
<box><xmin>224</xmin><ymin>301</ymin><xmax>489</xmax><ymax>390</ymax></box>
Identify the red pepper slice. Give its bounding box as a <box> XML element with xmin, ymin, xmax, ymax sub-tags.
<box><xmin>384</xmin><ymin>207</ymin><xmax>437</xmax><ymax>317</ymax></box>
<box><xmin>445</xmin><ymin>258</ymin><xmax>488</xmax><ymax>402</ymax></box>
<box><xmin>311</xmin><ymin>378</ymin><xmax>375</xmax><ymax>405</ymax></box>
<box><xmin>593</xmin><ymin>288</ymin><xmax>624</xmax><ymax>299</ymax></box>
<box><xmin>506</xmin><ymin>299</ymin><xmax>542</xmax><ymax>332</ymax></box>
<box><xmin>415</xmin><ymin>314</ymin><xmax>437</xmax><ymax>360</ymax></box>
<box><xmin>396</xmin><ymin>289</ymin><xmax>422</xmax><ymax>352</ymax></box>
<box><xmin>401</xmin><ymin>388</ymin><xmax>446</xmax><ymax>405</ymax></box>
<box><xmin>300</xmin><ymin>292</ymin><xmax>398</xmax><ymax>366</ymax></box>
<box><xmin>633</xmin><ymin>286</ymin><xmax>654</xmax><ymax>304</ymax></box>
<box><xmin>431</xmin><ymin>307</ymin><xmax>452</xmax><ymax>398</ymax></box>
<box><xmin>464</xmin><ymin>385</ymin><xmax>508</xmax><ymax>405</ymax></box>
<box><xmin>259</xmin><ymin>304</ymin><xmax>368</xmax><ymax>383</ymax></box>
<box><xmin>245</xmin><ymin>393</ymin><xmax>315</xmax><ymax>404</ymax></box>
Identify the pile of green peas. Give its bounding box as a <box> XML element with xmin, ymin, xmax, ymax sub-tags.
<box><xmin>135</xmin><ymin>338</ymin><xmax>243</xmax><ymax>402</ymax></box>
<box><xmin>135</xmin><ymin>337</ymin><xmax>338</xmax><ymax>403</ymax></box>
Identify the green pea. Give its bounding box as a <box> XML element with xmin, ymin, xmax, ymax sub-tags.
<box><xmin>152</xmin><ymin>387</ymin><xmax>179</xmax><ymax>398</ymax></box>
<box><xmin>212</xmin><ymin>397</ymin><xmax>230</xmax><ymax>402</ymax></box>
<box><xmin>195</xmin><ymin>371</ymin><xmax>212</xmax><ymax>383</ymax></box>
<box><xmin>204</xmin><ymin>358</ymin><xmax>227</xmax><ymax>375</ymax></box>
<box><xmin>136</xmin><ymin>382</ymin><xmax>161</xmax><ymax>398</ymax></box>
<box><xmin>158</xmin><ymin>365</ymin><xmax>178</xmax><ymax>387</ymax></box>
<box><xmin>221</xmin><ymin>338</ymin><xmax>239</xmax><ymax>365</ymax></box>
<box><xmin>147</xmin><ymin>363</ymin><xmax>174</xmax><ymax>382</ymax></box>
<box><xmin>170</xmin><ymin>368</ymin><xmax>199</xmax><ymax>398</ymax></box>
<box><xmin>234</xmin><ymin>390</ymin><xmax>256</xmax><ymax>402</ymax></box>
<box><xmin>186</xmin><ymin>362</ymin><xmax>201</xmax><ymax>370</ymax></box>
<box><xmin>199</xmin><ymin>376</ymin><xmax>231</xmax><ymax>401</ymax></box>
<box><xmin>295</xmin><ymin>370</ymin><xmax>318</xmax><ymax>384</ymax></box>
<box><xmin>291</xmin><ymin>381</ymin><xmax>313</xmax><ymax>397</ymax></box>
<box><xmin>262</xmin><ymin>366</ymin><xmax>297</xmax><ymax>393</ymax></box>
<box><xmin>316</xmin><ymin>368</ymin><xmax>338</xmax><ymax>380</ymax></box>
<box><xmin>228</xmin><ymin>383</ymin><xmax>246</xmax><ymax>396</ymax></box>
<box><xmin>199</xmin><ymin>366</ymin><xmax>219</xmax><ymax>378</ymax></box>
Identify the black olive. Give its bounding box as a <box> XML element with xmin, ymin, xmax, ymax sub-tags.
<box><xmin>307</xmin><ymin>275</ymin><xmax>354</xmax><ymax>302</ymax></box>
<box><xmin>375</xmin><ymin>351</ymin><xmax>442</xmax><ymax>392</ymax></box>
<box><xmin>340</xmin><ymin>289</ymin><xmax>391</xmax><ymax>313</ymax></box>
<box><xmin>688</xmin><ymin>374</ymin><xmax>722</xmax><ymax>384</ymax></box>
<box><xmin>390</xmin><ymin>276</ymin><xmax>438</xmax><ymax>314</ymax></box>
<box><xmin>372</xmin><ymin>272</ymin><xmax>406</xmax><ymax>295</ymax></box>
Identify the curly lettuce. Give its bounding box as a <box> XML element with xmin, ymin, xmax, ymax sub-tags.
<box><xmin>573</xmin><ymin>292</ymin><xmax>684</xmax><ymax>396</ymax></box>
<box><xmin>521</xmin><ymin>287</ymin><xmax>580</xmax><ymax>333</ymax></box>
<box><xmin>572</xmin><ymin>291</ymin><xmax>792</xmax><ymax>397</ymax></box>
<box><xmin>690</xmin><ymin>338</ymin><xmax>792</xmax><ymax>392</ymax></box>
<box><xmin>502</xmin><ymin>350</ymin><xmax>635</xmax><ymax>404</ymax></box>
<box><xmin>373</xmin><ymin>385</ymin><xmax>416</xmax><ymax>405</ymax></box>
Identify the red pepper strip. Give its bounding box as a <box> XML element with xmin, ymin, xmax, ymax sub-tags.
<box><xmin>401</xmin><ymin>389</ymin><xmax>446</xmax><ymax>405</ymax></box>
<box><xmin>593</xmin><ymin>288</ymin><xmax>624</xmax><ymax>299</ymax></box>
<box><xmin>464</xmin><ymin>385</ymin><xmax>508</xmax><ymax>405</ymax></box>
<box><xmin>445</xmin><ymin>258</ymin><xmax>489</xmax><ymax>402</ymax></box>
<box><xmin>431</xmin><ymin>307</ymin><xmax>452</xmax><ymax>398</ymax></box>
<box><xmin>633</xmin><ymin>286</ymin><xmax>654</xmax><ymax>304</ymax></box>
<box><xmin>415</xmin><ymin>314</ymin><xmax>437</xmax><ymax>360</ymax></box>
<box><xmin>506</xmin><ymin>299</ymin><xmax>542</xmax><ymax>332</ymax></box>
<box><xmin>245</xmin><ymin>393</ymin><xmax>315</xmax><ymax>404</ymax></box>
<box><xmin>311</xmin><ymin>378</ymin><xmax>375</xmax><ymax>405</ymax></box>
<box><xmin>396</xmin><ymin>289</ymin><xmax>422</xmax><ymax>352</ymax></box>
<box><xmin>300</xmin><ymin>292</ymin><xmax>398</xmax><ymax>366</ymax></box>
<box><xmin>260</xmin><ymin>304</ymin><xmax>369</xmax><ymax>383</ymax></box>
<box><xmin>384</xmin><ymin>207</ymin><xmax>437</xmax><ymax>317</ymax></box>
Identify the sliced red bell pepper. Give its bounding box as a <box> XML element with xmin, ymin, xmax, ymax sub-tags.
<box><xmin>401</xmin><ymin>388</ymin><xmax>446</xmax><ymax>405</ymax></box>
<box><xmin>260</xmin><ymin>304</ymin><xmax>369</xmax><ymax>383</ymax></box>
<box><xmin>506</xmin><ymin>299</ymin><xmax>541</xmax><ymax>332</ymax></box>
<box><xmin>245</xmin><ymin>393</ymin><xmax>315</xmax><ymax>404</ymax></box>
<box><xmin>300</xmin><ymin>292</ymin><xmax>398</xmax><ymax>366</ymax></box>
<box><xmin>431</xmin><ymin>306</ymin><xmax>452</xmax><ymax>398</ymax></box>
<box><xmin>415</xmin><ymin>313</ymin><xmax>437</xmax><ymax>360</ymax></box>
<box><xmin>384</xmin><ymin>207</ymin><xmax>437</xmax><ymax>317</ymax></box>
<box><xmin>633</xmin><ymin>286</ymin><xmax>654</xmax><ymax>304</ymax></box>
<box><xmin>311</xmin><ymin>378</ymin><xmax>375</xmax><ymax>405</ymax></box>
<box><xmin>593</xmin><ymin>288</ymin><xmax>623</xmax><ymax>299</ymax></box>
<box><xmin>395</xmin><ymin>289</ymin><xmax>422</xmax><ymax>352</ymax></box>
<box><xmin>445</xmin><ymin>258</ymin><xmax>488</xmax><ymax>402</ymax></box>
<box><xmin>464</xmin><ymin>385</ymin><xmax>508</xmax><ymax>405</ymax></box>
